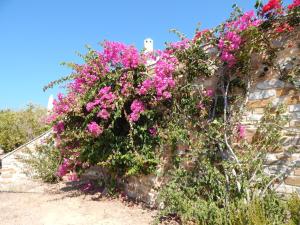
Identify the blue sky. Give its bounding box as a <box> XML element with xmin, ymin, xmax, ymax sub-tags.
<box><xmin>0</xmin><ymin>0</ymin><xmax>290</xmax><ymax>109</ymax></box>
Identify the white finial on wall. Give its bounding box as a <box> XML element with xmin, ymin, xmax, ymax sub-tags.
<box><xmin>144</xmin><ymin>38</ymin><xmax>153</xmax><ymax>53</ymax></box>
<box><xmin>47</xmin><ymin>95</ymin><xmax>54</xmax><ymax>112</ymax></box>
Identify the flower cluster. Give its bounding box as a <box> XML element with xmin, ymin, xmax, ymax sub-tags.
<box><xmin>262</xmin><ymin>0</ymin><xmax>282</xmax><ymax>15</ymax></box>
<box><xmin>120</xmin><ymin>73</ymin><xmax>133</xmax><ymax>97</ymax></box>
<box><xmin>138</xmin><ymin>50</ymin><xmax>177</xmax><ymax>99</ymax></box>
<box><xmin>228</xmin><ymin>11</ymin><xmax>261</xmax><ymax>32</ymax></box>
<box><xmin>86</xmin><ymin>86</ymin><xmax>116</xmax><ymax>120</ymax></box>
<box><xmin>202</xmin><ymin>88</ymin><xmax>214</xmax><ymax>97</ymax></box>
<box><xmin>53</xmin><ymin>121</ymin><xmax>64</xmax><ymax>134</ymax></box>
<box><xmin>102</xmin><ymin>41</ymin><xmax>141</xmax><ymax>69</ymax></box>
<box><xmin>218</xmin><ymin>11</ymin><xmax>260</xmax><ymax>67</ymax></box>
<box><xmin>218</xmin><ymin>31</ymin><xmax>242</xmax><ymax>67</ymax></box>
<box><xmin>87</xmin><ymin>122</ymin><xmax>103</xmax><ymax>137</ymax></box>
<box><xmin>193</xmin><ymin>29</ymin><xmax>211</xmax><ymax>42</ymax></box>
<box><xmin>288</xmin><ymin>0</ymin><xmax>300</xmax><ymax>10</ymax></box>
<box><xmin>68</xmin><ymin>172</ymin><xmax>79</xmax><ymax>182</ymax></box>
<box><xmin>46</xmin><ymin>92</ymin><xmax>77</xmax><ymax>124</ymax></box>
<box><xmin>275</xmin><ymin>23</ymin><xmax>294</xmax><ymax>33</ymax></box>
<box><xmin>237</xmin><ymin>124</ymin><xmax>246</xmax><ymax>139</ymax></box>
<box><xmin>149</xmin><ymin>127</ymin><xmax>158</xmax><ymax>136</ymax></box>
<box><xmin>57</xmin><ymin>158</ymin><xmax>70</xmax><ymax>177</ymax></box>
<box><xmin>129</xmin><ymin>100</ymin><xmax>145</xmax><ymax>122</ymax></box>
<box><xmin>168</xmin><ymin>39</ymin><xmax>190</xmax><ymax>51</ymax></box>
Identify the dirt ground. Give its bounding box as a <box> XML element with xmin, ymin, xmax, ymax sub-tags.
<box><xmin>0</xmin><ymin>188</ymin><xmax>156</xmax><ymax>225</ymax></box>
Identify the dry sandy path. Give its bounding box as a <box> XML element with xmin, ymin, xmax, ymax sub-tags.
<box><xmin>0</xmin><ymin>191</ymin><xmax>156</xmax><ymax>225</ymax></box>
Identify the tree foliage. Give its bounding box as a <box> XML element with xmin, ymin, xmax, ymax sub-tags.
<box><xmin>0</xmin><ymin>104</ymin><xmax>48</xmax><ymax>153</ymax></box>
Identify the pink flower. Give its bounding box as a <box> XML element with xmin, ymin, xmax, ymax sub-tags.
<box><xmin>221</xmin><ymin>52</ymin><xmax>236</xmax><ymax>67</ymax></box>
<box><xmin>86</xmin><ymin>86</ymin><xmax>116</xmax><ymax>117</ymax></box>
<box><xmin>149</xmin><ymin>127</ymin><xmax>158</xmax><ymax>136</ymax></box>
<box><xmin>81</xmin><ymin>182</ymin><xmax>93</xmax><ymax>192</ymax></box>
<box><xmin>68</xmin><ymin>172</ymin><xmax>79</xmax><ymax>182</ymax></box>
<box><xmin>193</xmin><ymin>29</ymin><xmax>210</xmax><ymax>42</ymax></box>
<box><xmin>169</xmin><ymin>38</ymin><xmax>190</xmax><ymax>50</ymax></box>
<box><xmin>129</xmin><ymin>100</ymin><xmax>145</xmax><ymax>122</ymax></box>
<box><xmin>102</xmin><ymin>41</ymin><xmax>140</xmax><ymax>69</ymax></box>
<box><xmin>262</xmin><ymin>0</ymin><xmax>282</xmax><ymax>14</ymax></box>
<box><xmin>275</xmin><ymin>23</ymin><xmax>294</xmax><ymax>33</ymax></box>
<box><xmin>87</xmin><ymin>122</ymin><xmax>103</xmax><ymax>137</ymax></box>
<box><xmin>203</xmin><ymin>88</ymin><xmax>214</xmax><ymax>97</ymax></box>
<box><xmin>97</xmin><ymin>109</ymin><xmax>110</xmax><ymax>120</ymax></box>
<box><xmin>162</xmin><ymin>91</ymin><xmax>172</xmax><ymax>99</ymax></box>
<box><xmin>230</xmin><ymin>11</ymin><xmax>261</xmax><ymax>32</ymax></box>
<box><xmin>237</xmin><ymin>124</ymin><xmax>246</xmax><ymax>139</ymax></box>
<box><xmin>86</xmin><ymin>99</ymin><xmax>101</xmax><ymax>112</ymax></box>
<box><xmin>98</xmin><ymin>86</ymin><xmax>111</xmax><ymax>96</ymax></box>
<box><xmin>218</xmin><ymin>11</ymin><xmax>260</xmax><ymax>68</ymax></box>
<box><xmin>197</xmin><ymin>102</ymin><xmax>205</xmax><ymax>110</ymax></box>
<box><xmin>138</xmin><ymin>79</ymin><xmax>153</xmax><ymax>95</ymax></box>
<box><xmin>218</xmin><ymin>31</ymin><xmax>241</xmax><ymax>67</ymax></box>
<box><xmin>53</xmin><ymin>121</ymin><xmax>65</xmax><ymax>134</ymax></box>
<box><xmin>57</xmin><ymin>158</ymin><xmax>70</xmax><ymax>177</ymax></box>
<box><xmin>288</xmin><ymin>0</ymin><xmax>300</xmax><ymax>10</ymax></box>
<box><xmin>121</xmin><ymin>46</ymin><xmax>140</xmax><ymax>69</ymax></box>
<box><xmin>121</xmin><ymin>81</ymin><xmax>132</xmax><ymax>96</ymax></box>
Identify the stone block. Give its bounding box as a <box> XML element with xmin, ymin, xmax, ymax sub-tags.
<box><xmin>256</xmin><ymin>79</ymin><xmax>285</xmax><ymax>90</ymax></box>
<box><xmin>0</xmin><ymin>173</ymin><xmax>12</xmax><ymax>179</ymax></box>
<box><xmin>271</xmin><ymin>96</ymin><xmax>287</xmax><ymax>107</ymax></box>
<box><xmin>294</xmin><ymin>169</ymin><xmax>300</xmax><ymax>176</ymax></box>
<box><xmin>284</xmin><ymin>176</ymin><xmax>300</xmax><ymax>187</ymax></box>
<box><xmin>289</xmin><ymin>120</ymin><xmax>300</xmax><ymax>128</ymax></box>
<box><xmin>247</xmin><ymin>99</ymin><xmax>272</xmax><ymax>108</ymax></box>
<box><xmin>264</xmin><ymin>164</ymin><xmax>289</xmax><ymax>175</ymax></box>
<box><xmin>249</xmin><ymin>90</ymin><xmax>276</xmax><ymax>100</ymax></box>
<box><xmin>271</xmin><ymin>38</ymin><xmax>284</xmax><ymax>48</ymax></box>
<box><xmin>247</xmin><ymin>114</ymin><xmax>263</xmax><ymax>121</ymax></box>
<box><xmin>0</xmin><ymin>168</ymin><xmax>16</xmax><ymax>173</ymax></box>
<box><xmin>245</xmin><ymin>128</ymin><xmax>256</xmax><ymax>142</ymax></box>
<box><xmin>265</xmin><ymin>154</ymin><xmax>279</xmax><ymax>165</ymax></box>
<box><xmin>275</xmin><ymin>183</ymin><xmax>300</xmax><ymax>194</ymax></box>
<box><xmin>282</xmin><ymin>136</ymin><xmax>300</xmax><ymax>146</ymax></box>
<box><xmin>276</xmin><ymin>88</ymin><xmax>299</xmax><ymax>97</ymax></box>
<box><xmin>286</xmin><ymin>96</ymin><xmax>300</xmax><ymax>105</ymax></box>
<box><xmin>252</xmin><ymin>108</ymin><xmax>265</xmax><ymax>114</ymax></box>
<box><xmin>289</xmin><ymin>104</ymin><xmax>300</xmax><ymax>112</ymax></box>
<box><xmin>291</xmin><ymin>112</ymin><xmax>300</xmax><ymax>119</ymax></box>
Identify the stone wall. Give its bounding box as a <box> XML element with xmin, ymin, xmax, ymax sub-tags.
<box><xmin>242</xmin><ymin>29</ymin><xmax>300</xmax><ymax>194</ymax></box>
<box><xmin>120</xmin><ymin>29</ymin><xmax>300</xmax><ymax>205</ymax></box>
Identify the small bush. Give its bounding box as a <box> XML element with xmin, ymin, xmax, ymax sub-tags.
<box><xmin>228</xmin><ymin>195</ymin><xmax>287</xmax><ymax>225</ymax></box>
<box><xmin>21</xmin><ymin>137</ymin><xmax>61</xmax><ymax>183</ymax></box>
<box><xmin>287</xmin><ymin>193</ymin><xmax>300</xmax><ymax>225</ymax></box>
<box><xmin>159</xmin><ymin>187</ymin><xmax>294</xmax><ymax>225</ymax></box>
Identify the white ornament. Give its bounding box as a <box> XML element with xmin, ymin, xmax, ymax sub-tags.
<box><xmin>144</xmin><ymin>38</ymin><xmax>153</xmax><ymax>53</ymax></box>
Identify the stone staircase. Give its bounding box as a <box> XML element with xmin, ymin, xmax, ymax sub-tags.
<box><xmin>0</xmin><ymin>131</ymin><xmax>51</xmax><ymax>192</ymax></box>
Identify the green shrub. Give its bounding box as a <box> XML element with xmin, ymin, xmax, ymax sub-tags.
<box><xmin>21</xmin><ymin>137</ymin><xmax>61</xmax><ymax>183</ymax></box>
<box><xmin>229</xmin><ymin>195</ymin><xmax>287</xmax><ymax>225</ymax></box>
<box><xmin>159</xmin><ymin>185</ymin><xmax>291</xmax><ymax>225</ymax></box>
<box><xmin>287</xmin><ymin>193</ymin><xmax>300</xmax><ymax>225</ymax></box>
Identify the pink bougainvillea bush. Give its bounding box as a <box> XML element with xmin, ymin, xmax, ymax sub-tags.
<box><xmin>46</xmin><ymin>40</ymin><xmax>181</xmax><ymax>178</ymax></box>
<box><xmin>46</xmin><ymin>1</ymin><xmax>299</xmax><ymax>183</ymax></box>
